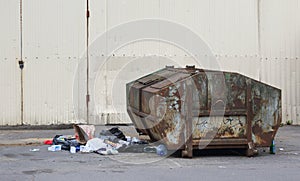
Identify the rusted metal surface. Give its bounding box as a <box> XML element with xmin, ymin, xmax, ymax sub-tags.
<box><xmin>126</xmin><ymin>66</ymin><xmax>282</xmax><ymax>157</ymax></box>
<box><xmin>192</xmin><ymin>116</ymin><xmax>247</xmax><ymax>139</ymax></box>
<box><xmin>250</xmin><ymin>80</ymin><xmax>282</xmax><ymax>147</ymax></box>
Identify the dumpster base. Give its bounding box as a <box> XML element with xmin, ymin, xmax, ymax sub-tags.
<box><xmin>175</xmin><ymin>139</ymin><xmax>257</xmax><ymax>158</ymax></box>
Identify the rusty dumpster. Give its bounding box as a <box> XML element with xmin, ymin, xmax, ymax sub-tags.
<box><xmin>126</xmin><ymin>66</ymin><xmax>282</xmax><ymax>157</ymax></box>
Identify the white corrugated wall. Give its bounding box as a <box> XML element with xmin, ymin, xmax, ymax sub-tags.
<box><xmin>0</xmin><ymin>0</ymin><xmax>299</xmax><ymax>125</ymax></box>
<box><xmin>0</xmin><ymin>0</ymin><xmax>21</xmax><ymax>125</ymax></box>
<box><xmin>259</xmin><ymin>0</ymin><xmax>300</xmax><ymax>124</ymax></box>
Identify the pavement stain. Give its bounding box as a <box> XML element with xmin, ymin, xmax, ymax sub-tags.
<box><xmin>30</xmin><ymin>158</ymin><xmax>44</xmax><ymax>161</ymax></box>
<box><xmin>22</xmin><ymin>169</ymin><xmax>53</xmax><ymax>175</ymax></box>
<box><xmin>57</xmin><ymin>160</ymin><xmax>87</xmax><ymax>164</ymax></box>
<box><xmin>111</xmin><ymin>170</ymin><xmax>125</xmax><ymax>173</ymax></box>
<box><xmin>3</xmin><ymin>153</ymin><xmax>17</xmax><ymax>158</ymax></box>
<box><xmin>20</xmin><ymin>153</ymin><xmax>34</xmax><ymax>157</ymax></box>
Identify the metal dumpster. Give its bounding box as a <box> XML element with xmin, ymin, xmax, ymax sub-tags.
<box><xmin>126</xmin><ymin>66</ymin><xmax>282</xmax><ymax>157</ymax></box>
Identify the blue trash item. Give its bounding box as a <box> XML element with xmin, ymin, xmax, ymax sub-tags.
<box><xmin>156</xmin><ymin>144</ymin><xmax>168</xmax><ymax>156</ymax></box>
<box><xmin>52</xmin><ymin>135</ymin><xmax>80</xmax><ymax>151</ymax></box>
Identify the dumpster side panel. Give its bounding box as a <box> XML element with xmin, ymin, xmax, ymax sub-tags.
<box><xmin>148</xmin><ymin>78</ymin><xmax>189</xmax><ymax>148</ymax></box>
<box><xmin>193</xmin><ymin>73</ymin><xmax>208</xmax><ymax>111</ymax></box>
<box><xmin>207</xmin><ymin>72</ymin><xmax>227</xmax><ymax>109</ymax></box>
<box><xmin>251</xmin><ymin>80</ymin><xmax>282</xmax><ymax>146</ymax></box>
<box><xmin>224</xmin><ymin>73</ymin><xmax>247</xmax><ymax>109</ymax></box>
<box><xmin>141</xmin><ymin>75</ymin><xmax>199</xmax><ymax>149</ymax></box>
<box><xmin>163</xmin><ymin>111</ymin><xmax>185</xmax><ymax>147</ymax></box>
<box><xmin>192</xmin><ymin>116</ymin><xmax>247</xmax><ymax>139</ymax></box>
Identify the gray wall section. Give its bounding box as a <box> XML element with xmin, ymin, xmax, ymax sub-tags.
<box><xmin>0</xmin><ymin>0</ymin><xmax>299</xmax><ymax>125</ymax></box>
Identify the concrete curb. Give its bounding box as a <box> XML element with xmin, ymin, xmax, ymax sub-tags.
<box><xmin>0</xmin><ymin>138</ymin><xmax>51</xmax><ymax>146</ymax></box>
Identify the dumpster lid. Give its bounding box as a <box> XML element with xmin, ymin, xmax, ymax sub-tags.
<box><xmin>150</xmin><ymin>70</ymin><xmax>193</xmax><ymax>89</ymax></box>
<box><xmin>137</xmin><ymin>68</ymin><xmax>177</xmax><ymax>85</ymax></box>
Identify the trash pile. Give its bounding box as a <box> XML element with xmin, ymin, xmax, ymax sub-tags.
<box><xmin>44</xmin><ymin>125</ymin><xmax>167</xmax><ymax>156</ymax></box>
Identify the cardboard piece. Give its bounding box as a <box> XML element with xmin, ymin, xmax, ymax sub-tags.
<box><xmin>73</xmin><ymin>124</ymin><xmax>95</xmax><ymax>144</ymax></box>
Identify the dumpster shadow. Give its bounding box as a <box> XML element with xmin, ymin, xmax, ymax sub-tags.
<box><xmin>170</xmin><ymin>149</ymin><xmax>247</xmax><ymax>158</ymax></box>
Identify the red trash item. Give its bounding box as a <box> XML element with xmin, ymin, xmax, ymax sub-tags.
<box><xmin>44</xmin><ymin>140</ymin><xmax>53</xmax><ymax>145</ymax></box>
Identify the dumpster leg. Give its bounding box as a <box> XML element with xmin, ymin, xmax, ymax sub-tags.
<box><xmin>246</xmin><ymin>142</ymin><xmax>258</xmax><ymax>157</ymax></box>
<box><xmin>182</xmin><ymin>81</ymin><xmax>193</xmax><ymax>158</ymax></box>
<box><xmin>245</xmin><ymin>84</ymin><xmax>258</xmax><ymax>157</ymax></box>
<box><xmin>182</xmin><ymin>136</ymin><xmax>193</xmax><ymax>158</ymax></box>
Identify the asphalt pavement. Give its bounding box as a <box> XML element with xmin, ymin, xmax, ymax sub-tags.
<box><xmin>0</xmin><ymin>125</ymin><xmax>299</xmax><ymax>181</ymax></box>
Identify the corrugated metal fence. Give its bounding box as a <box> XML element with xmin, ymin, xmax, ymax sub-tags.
<box><xmin>0</xmin><ymin>0</ymin><xmax>299</xmax><ymax>125</ymax></box>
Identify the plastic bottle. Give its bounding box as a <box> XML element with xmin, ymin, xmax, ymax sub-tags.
<box><xmin>156</xmin><ymin>144</ymin><xmax>167</xmax><ymax>156</ymax></box>
<box><xmin>270</xmin><ymin>140</ymin><xmax>276</xmax><ymax>154</ymax></box>
<box><xmin>143</xmin><ymin>146</ymin><xmax>157</xmax><ymax>153</ymax></box>
<box><xmin>70</xmin><ymin>146</ymin><xmax>76</xmax><ymax>154</ymax></box>
<box><xmin>75</xmin><ymin>145</ymin><xmax>80</xmax><ymax>152</ymax></box>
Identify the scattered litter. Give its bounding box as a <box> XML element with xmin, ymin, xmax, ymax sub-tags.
<box><xmin>218</xmin><ymin>166</ymin><xmax>226</xmax><ymax>169</ymax></box>
<box><xmin>46</xmin><ymin>125</ymin><xmax>161</xmax><ymax>157</ymax></box>
<box><xmin>143</xmin><ymin>144</ymin><xmax>168</xmax><ymax>156</ymax></box>
<box><xmin>105</xmin><ymin>139</ymin><xmax>124</xmax><ymax>149</ymax></box>
<box><xmin>84</xmin><ymin>138</ymin><xmax>109</xmax><ymax>152</ymax></box>
<box><xmin>125</xmin><ymin>136</ymin><xmax>131</xmax><ymax>142</ymax></box>
<box><xmin>29</xmin><ymin>148</ymin><xmax>40</xmax><ymax>152</ymax></box>
<box><xmin>70</xmin><ymin>146</ymin><xmax>76</xmax><ymax>154</ymax></box>
<box><xmin>143</xmin><ymin>146</ymin><xmax>157</xmax><ymax>153</ymax></box>
<box><xmin>100</xmin><ymin>127</ymin><xmax>126</xmax><ymax>141</ymax></box>
<box><xmin>156</xmin><ymin>144</ymin><xmax>168</xmax><ymax>156</ymax></box>
<box><xmin>131</xmin><ymin>137</ymin><xmax>148</xmax><ymax>144</ymax></box>
<box><xmin>73</xmin><ymin>124</ymin><xmax>95</xmax><ymax>144</ymax></box>
<box><xmin>120</xmin><ymin>144</ymin><xmax>146</xmax><ymax>153</ymax></box>
<box><xmin>43</xmin><ymin>140</ymin><xmax>53</xmax><ymax>145</ymax></box>
<box><xmin>48</xmin><ymin>145</ymin><xmax>62</xmax><ymax>152</ymax></box>
<box><xmin>279</xmin><ymin>148</ymin><xmax>284</xmax><ymax>151</ymax></box>
<box><xmin>97</xmin><ymin>148</ymin><xmax>119</xmax><ymax>155</ymax></box>
<box><xmin>269</xmin><ymin>140</ymin><xmax>276</xmax><ymax>154</ymax></box>
<box><xmin>52</xmin><ymin>135</ymin><xmax>80</xmax><ymax>151</ymax></box>
<box><xmin>79</xmin><ymin>145</ymin><xmax>86</xmax><ymax>152</ymax></box>
<box><xmin>118</xmin><ymin>139</ymin><xmax>130</xmax><ymax>146</ymax></box>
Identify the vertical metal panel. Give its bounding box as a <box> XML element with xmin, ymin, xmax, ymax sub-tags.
<box><xmin>23</xmin><ymin>59</ymin><xmax>78</xmax><ymax>125</ymax></box>
<box><xmin>22</xmin><ymin>0</ymin><xmax>85</xmax><ymax>125</ymax></box>
<box><xmin>297</xmin><ymin>59</ymin><xmax>300</xmax><ymax>122</ymax></box>
<box><xmin>0</xmin><ymin>61</ymin><xmax>21</xmax><ymax>125</ymax></box>
<box><xmin>260</xmin><ymin>0</ymin><xmax>300</xmax><ymax>124</ymax></box>
<box><xmin>0</xmin><ymin>0</ymin><xmax>21</xmax><ymax>125</ymax></box>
